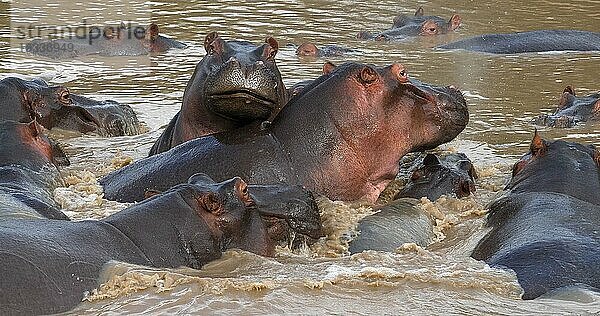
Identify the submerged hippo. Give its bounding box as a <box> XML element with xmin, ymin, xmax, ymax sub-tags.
<box><xmin>472</xmin><ymin>132</ymin><xmax>600</xmax><ymax>299</ymax></box>
<box><xmin>102</xmin><ymin>61</ymin><xmax>469</xmax><ymax>203</ymax></box>
<box><xmin>25</xmin><ymin>23</ymin><xmax>186</xmax><ymax>59</ymax></box>
<box><xmin>348</xmin><ymin>153</ymin><xmax>477</xmax><ymax>253</ymax></box>
<box><xmin>0</xmin><ymin>174</ymin><xmax>322</xmax><ymax>315</ymax></box>
<box><xmin>395</xmin><ymin>153</ymin><xmax>477</xmax><ymax>201</ymax></box>
<box><xmin>296</xmin><ymin>42</ymin><xmax>356</xmax><ymax>57</ymax></box>
<box><xmin>149</xmin><ymin>32</ymin><xmax>288</xmax><ymax>155</ymax></box>
<box><xmin>0</xmin><ymin>120</ymin><xmax>69</xmax><ymax>220</ymax></box>
<box><xmin>533</xmin><ymin>86</ymin><xmax>600</xmax><ymax>128</ymax></box>
<box><xmin>0</xmin><ymin>77</ymin><xmax>141</xmax><ymax>136</ymax></box>
<box><xmin>437</xmin><ymin>30</ymin><xmax>600</xmax><ymax>54</ymax></box>
<box><xmin>357</xmin><ymin>7</ymin><xmax>461</xmax><ymax>41</ymax></box>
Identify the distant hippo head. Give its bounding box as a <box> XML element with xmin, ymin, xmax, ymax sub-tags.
<box><xmin>395</xmin><ymin>153</ymin><xmax>477</xmax><ymax>201</ymax></box>
<box><xmin>178</xmin><ymin>174</ymin><xmax>322</xmax><ymax>256</ymax></box>
<box><xmin>533</xmin><ymin>86</ymin><xmax>600</xmax><ymax>128</ymax></box>
<box><xmin>101</xmin><ymin>23</ymin><xmax>187</xmax><ymax>55</ymax></box>
<box><xmin>357</xmin><ymin>7</ymin><xmax>461</xmax><ymax>41</ymax></box>
<box><xmin>198</xmin><ymin>32</ymin><xmax>287</xmax><ymax>123</ymax></box>
<box><xmin>0</xmin><ymin>77</ymin><xmax>141</xmax><ymax>137</ymax></box>
<box><xmin>296</xmin><ymin>42</ymin><xmax>319</xmax><ymax>57</ymax></box>
<box><xmin>508</xmin><ymin>131</ymin><xmax>600</xmax><ymax>204</ymax></box>
<box><xmin>0</xmin><ymin>121</ymin><xmax>68</xmax><ymax>168</ymax></box>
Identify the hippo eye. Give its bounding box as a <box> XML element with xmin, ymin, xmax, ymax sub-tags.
<box><xmin>235</xmin><ymin>179</ymin><xmax>255</xmax><ymax>207</ymax></box>
<box><xmin>268</xmin><ymin>49</ymin><xmax>277</xmax><ymax>60</ymax></box>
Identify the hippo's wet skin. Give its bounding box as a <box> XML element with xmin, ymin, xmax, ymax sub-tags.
<box><xmin>348</xmin><ymin>199</ymin><xmax>435</xmax><ymax>253</ymax></box>
<box><xmin>395</xmin><ymin>153</ymin><xmax>477</xmax><ymax>201</ymax></box>
<box><xmin>472</xmin><ymin>132</ymin><xmax>600</xmax><ymax>299</ymax></box>
<box><xmin>533</xmin><ymin>86</ymin><xmax>600</xmax><ymax>128</ymax></box>
<box><xmin>357</xmin><ymin>7</ymin><xmax>461</xmax><ymax>41</ymax></box>
<box><xmin>0</xmin><ymin>77</ymin><xmax>141</xmax><ymax>136</ymax></box>
<box><xmin>349</xmin><ymin>153</ymin><xmax>477</xmax><ymax>254</ymax></box>
<box><xmin>0</xmin><ymin>121</ymin><xmax>68</xmax><ymax>220</ymax></box>
<box><xmin>0</xmin><ymin>174</ymin><xmax>322</xmax><ymax>315</ymax></box>
<box><xmin>25</xmin><ymin>23</ymin><xmax>186</xmax><ymax>59</ymax></box>
<box><xmin>149</xmin><ymin>32</ymin><xmax>288</xmax><ymax>155</ymax></box>
<box><xmin>102</xmin><ymin>62</ymin><xmax>469</xmax><ymax>203</ymax></box>
<box><xmin>438</xmin><ymin>30</ymin><xmax>600</xmax><ymax>54</ymax></box>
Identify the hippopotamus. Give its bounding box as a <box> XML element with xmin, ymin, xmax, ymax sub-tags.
<box><xmin>25</xmin><ymin>23</ymin><xmax>187</xmax><ymax>59</ymax></box>
<box><xmin>0</xmin><ymin>77</ymin><xmax>141</xmax><ymax>136</ymax></box>
<box><xmin>357</xmin><ymin>7</ymin><xmax>461</xmax><ymax>41</ymax></box>
<box><xmin>472</xmin><ymin>132</ymin><xmax>600</xmax><ymax>299</ymax></box>
<box><xmin>348</xmin><ymin>199</ymin><xmax>435</xmax><ymax>253</ymax></box>
<box><xmin>348</xmin><ymin>153</ymin><xmax>476</xmax><ymax>253</ymax></box>
<box><xmin>0</xmin><ymin>120</ymin><xmax>69</xmax><ymax>220</ymax></box>
<box><xmin>395</xmin><ymin>153</ymin><xmax>477</xmax><ymax>201</ymax></box>
<box><xmin>0</xmin><ymin>174</ymin><xmax>322</xmax><ymax>315</ymax></box>
<box><xmin>101</xmin><ymin>61</ymin><xmax>469</xmax><ymax>203</ymax></box>
<box><xmin>437</xmin><ymin>30</ymin><xmax>600</xmax><ymax>54</ymax></box>
<box><xmin>149</xmin><ymin>32</ymin><xmax>288</xmax><ymax>155</ymax></box>
<box><xmin>296</xmin><ymin>42</ymin><xmax>356</xmax><ymax>57</ymax></box>
<box><xmin>533</xmin><ymin>86</ymin><xmax>600</xmax><ymax>128</ymax></box>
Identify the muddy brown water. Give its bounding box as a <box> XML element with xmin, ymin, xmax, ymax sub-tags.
<box><xmin>1</xmin><ymin>0</ymin><xmax>600</xmax><ymax>314</ymax></box>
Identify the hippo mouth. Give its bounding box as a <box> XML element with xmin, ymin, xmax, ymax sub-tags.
<box><xmin>53</xmin><ymin>105</ymin><xmax>101</xmax><ymax>133</ymax></box>
<box><xmin>206</xmin><ymin>89</ymin><xmax>277</xmax><ymax>122</ymax></box>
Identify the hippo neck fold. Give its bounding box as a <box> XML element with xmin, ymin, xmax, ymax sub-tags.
<box><xmin>104</xmin><ymin>190</ymin><xmax>222</xmax><ymax>270</ymax></box>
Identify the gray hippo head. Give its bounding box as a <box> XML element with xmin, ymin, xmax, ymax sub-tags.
<box><xmin>198</xmin><ymin>32</ymin><xmax>287</xmax><ymax>123</ymax></box>
<box><xmin>395</xmin><ymin>153</ymin><xmax>477</xmax><ymax>201</ymax></box>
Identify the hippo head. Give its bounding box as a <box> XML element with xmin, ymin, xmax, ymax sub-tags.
<box><xmin>198</xmin><ymin>32</ymin><xmax>287</xmax><ymax>123</ymax></box>
<box><xmin>296</xmin><ymin>42</ymin><xmax>320</xmax><ymax>57</ymax></box>
<box><xmin>507</xmin><ymin>131</ymin><xmax>600</xmax><ymax>204</ymax></box>
<box><xmin>272</xmin><ymin>62</ymin><xmax>468</xmax><ymax>202</ymax></box>
<box><xmin>533</xmin><ymin>86</ymin><xmax>600</xmax><ymax>128</ymax></box>
<box><xmin>0</xmin><ymin>77</ymin><xmax>100</xmax><ymax>133</ymax></box>
<box><xmin>0</xmin><ymin>121</ymin><xmax>68</xmax><ymax>168</ymax></box>
<box><xmin>183</xmin><ymin>174</ymin><xmax>322</xmax><ymax>256</ymax></box>
<box><xmin>392</xmin><ymin>7</ymin><xmax>461</xmax><ymax>36</ymax></box>
<box><xmin>357</xmin><ymin>7</ymin><xmax>461</xmax><ymax>40</ymax></box>
<box><xmin>395</xmin><ymin>153</ymin><xmax>477</xmax><ymax>201</ymax></box>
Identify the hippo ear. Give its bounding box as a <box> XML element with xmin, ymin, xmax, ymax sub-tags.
<box><xmin>188</xmin><ymin>173</ymin><xmax>216</xmax><ymax>185</ymax></box>
<box><xmin>563</xmin><ymin>85</ymin><xmax>575</xmax><ymax>96</ymax></box>
<box><xmin>415</xmin><ymin>7</ymin><xmax>424</xmax><ymax>16</ymax></box>
<box><xmin>146</xmin><ymin>23</ymin><xmax>159</xmax><ymax>41</ymax></box>
<box><xmin>530</xmin><ymin>129</ymin><xmax>548</xmax><ymax>157</ymax></box>
<box><xmin>460</xmin><ymin>160</ymin><xmax>479</xmax><ymax>179</ymax></box>
<box><xmin>322</xmin><ymin>61</ymin><xmax>337</xmax><ymax>75</ymax></box>
<box><xmin>144</xmin><ymin>189</ymin><xmax>162</xmax><ymax>199</ymax></box>
<box><xmin>264</xmin><ymin>37</ymin><xmax>279</xmax><ymax>60</ymax></box>
<box><xmin>448</xmin><ymin>14</ymin><xmax>462</xmax><ymax>31</ymax></box>
<box><xmin>423</xmin><ymin>154</ymin><xmax>441</xmax><ymax>166</ymax></box>
<box><xmin>204</xmin><ymin>32</ymin><xmax>220</xmax><ymax>53</ymax></box>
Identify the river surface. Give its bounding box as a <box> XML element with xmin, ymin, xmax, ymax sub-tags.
<box><xmin>1</xmin><ymin>0</ymin><xmax>600</xmax><ymax>314</ymax></box>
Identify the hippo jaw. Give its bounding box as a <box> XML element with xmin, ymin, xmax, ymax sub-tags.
<box><xmin>409</xmin><ymin>83</ymin><xmax>469</xmax><ymax>151</ymax></box>
<box><xmin>205</xmin><ymin>88</ymin><xmax>277</xmax><ymax>122</ymax></box>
